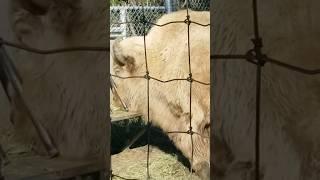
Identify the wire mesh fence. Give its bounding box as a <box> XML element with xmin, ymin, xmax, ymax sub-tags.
<box><xmin>4</xmin><ymin>0</ymin><xmax>319</xmax><ymax>179</ymax></box>
<box><xmin>109</xmin><ymin>0</ymin><xmax>210</xmax><ymax>179</ymax></box>
<box><xmin>212</xmin><ymin>0</ymin><xmax>320</xmax><ymax>179</ymax></box>
<box><xmin>183</xmin><ymin>0</ymin><xmax>210</xmax><ymax>11</ymax></box>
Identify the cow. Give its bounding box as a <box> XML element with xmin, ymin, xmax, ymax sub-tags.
<box><xmin>212</xmin><ymin>0</ymin><xmax>320</xmax><ymax>179</ymax></box>
<box><xmin>111</xmin><ymin>10</ymin><xmax>210</xmax><ymax>179</ymax></box>
<box><xmin>0</xmin><ymin>0</ymin><xmax>108</xmax><ymax>160</ymax></box>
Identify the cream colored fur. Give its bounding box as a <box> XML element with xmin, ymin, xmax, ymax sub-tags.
<box><xmin>212</xmin><ymin>0</ymin><xmax>320</xmax><ymax>179</ymax></box>
<box><xmin>112</xmin><ymin>10</ymin><xmax>210</xmax><ymax>179</ymax></box>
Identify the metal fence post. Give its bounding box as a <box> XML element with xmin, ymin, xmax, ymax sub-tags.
<box><xmin>165</xmin><ymin>0</ymin><xmax>176</xmax><ymax>13</ymax></box>
<box><xmin>120</xmin><ymin>7</ymin><xmax>127</xmax><ymax>38</ymax></box>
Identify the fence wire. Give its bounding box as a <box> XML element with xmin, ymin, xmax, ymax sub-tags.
<box><xmin>212</xmin><ymin>0</ymin><xmax>320</xmax><ymax>180</ymax></box>
<box><xmin>110</xmin><ymin>1</ymin><xmax>210</xmax><ymax>179</ymax></box>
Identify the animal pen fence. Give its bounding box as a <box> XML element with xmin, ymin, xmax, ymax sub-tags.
<box><xmin>111</xmin><ymin>0</ymin><xmax>320</xmax><ymax>179</ymax></box>
<box><xmin>109</xmin><ymin>2</ymin><xmax>210</xmax><ymax>180</ymax></box>
<box><xmin>0</xmin><ymin>0</ymin><xmax>319</xmax><ymax>179</ymax></box>
<box><xmin>212</xmin><ymin>0</ymin><xmax>320</xmax><ymax>180</ymax></box>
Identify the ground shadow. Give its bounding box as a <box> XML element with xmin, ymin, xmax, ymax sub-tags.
<box><xmin>111</xmin><ymin>117</ymin><xmax>191</xmax><ymax>169</ymax></box>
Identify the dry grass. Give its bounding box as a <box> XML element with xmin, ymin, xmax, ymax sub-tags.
<box><xmin>111</xmin><ymin>146</ymin><xmax>201</xmax><ymax>180</ymax></box>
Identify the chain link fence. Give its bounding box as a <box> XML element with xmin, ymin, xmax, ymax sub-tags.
<box><xmin>110</xmin><ymin>6</ymin><xmax>166</xmax><ymax>38</ymax></box>
<box><xmin>181</xmin><ymin>0</ymin><xmax>210</xmax><ymax>11</ymax></box>
<box><xmin>110</xmin><ymin>0</ymin><xmax>209</xmax><ymax>39</ymax></box>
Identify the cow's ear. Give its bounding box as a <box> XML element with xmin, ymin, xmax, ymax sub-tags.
<box><xmin>112</xmin><ymin>39</ymin><xmax>136</xmax><ymax>73</ymax></box>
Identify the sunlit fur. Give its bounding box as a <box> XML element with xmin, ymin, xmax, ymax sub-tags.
<box><xmin>112</xmin><ymin>10</ymin><xmax>210</xmax><ymax>179</ymax></box>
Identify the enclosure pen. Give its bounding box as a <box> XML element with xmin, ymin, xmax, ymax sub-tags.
<box><xmin>211</xmin><ymin>0</ymin><xmax>320</xmax><ymax>180</ymax></box>
<box><xmin>110</xmin><ymin>0</ymin><xmax>210</xmax><ymax>179</ymax></box>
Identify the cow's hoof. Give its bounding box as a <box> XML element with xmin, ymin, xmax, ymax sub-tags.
<box><xmin>194</xmin><ymin>161</ymin><xmax>210</xmax><ymax>180</ymax></box>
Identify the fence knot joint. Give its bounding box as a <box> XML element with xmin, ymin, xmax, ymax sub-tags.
<box><xmin>187</xmin><ymin>127</ymin><xmax>194</xmax><ymax>135</ymax></box>
<box><xmin>246</xmin><ymin>49</ymin><xmax>267</xmax><ymax>66</ymax></box>
<box><xmin>187</xmin><ymin>73</ymin><xmax>193</xmax><ymax>82</ymax></box>
<box><xmin>184</xmin><ymin>15</ymin><xmax>191</xmax><ymax>25</ymax></box>
<box><xmin>144</xmin><ymin>72</ymin><xmax>151</xmax><ymax>80</ymax></box>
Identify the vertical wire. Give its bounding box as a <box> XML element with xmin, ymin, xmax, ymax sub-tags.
<box><xmin>252</xmin><ymin>0</ymin><xmax>261</xmax><ymax>179</ymax></box>
<box><xmin>185</xmin><ymin>0</ymin><xmax>194</xmax><ymax>179</ymax></box>
<box><xmin>141</xmin><ymin>4</ymin><xmax>151</xmax><ymax>179</ymax></box>
<box><xmin>255</xmin><ymin>63</ymin><xmax>262</xmax><ymax>180</ymax></box>
<box><xmin>252</xmin><ymin>0</ymin><xmax>260</xmax><ymax>40</ymax></box>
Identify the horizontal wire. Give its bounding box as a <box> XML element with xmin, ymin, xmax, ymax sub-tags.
<box><xmin>111</xmin><ymin>174</ymin><xmax>139</xmax><ymax>180</ymax></box>
<box><xmin>211</xmin><ymin>53</ymin><xmax>320</xmax><ymax>75</ymax></box>
<box><xmin>111</xmin><ymin>74</ymin><xmax>210</xmax><ymax>85</ymax></box>
<box><xmin>167</xmin><ymin>130</ymin><xmax>209</xmax><ymax>139</ymax></box>
<box><xmin>211</xmin><ymin>54</ymin><xmax>249</xmax><ymax>60</ymax></box>
<box><xmin>264</xmin><ymin>56</ymin><xmax>320</xmax><ymax>75</ymax></box>
<box><xmin>111</xmin><ymin>20</ymin><xmax>210</xmax><ymax>27</ymax></box>
<box><xmin>111</xmin><ymin>74</ymin><xmax>145</xmax><ymax>79</ymax></box>
<box><xmin>190</xmin><ymin>21</ymin><xmax>210</xmax><ymax>27</ymax></box>
<box><xmin>1</xmin><ymin>39</ymin><xmax>109</xmax><ymax>54</ymax></box>
<box><xmin>150</xmin><ymin>77</ymin><xmax>188</xmax><ymax>83</ymax></box>
<box><xmin>151</xmin><ymin>127</ymin><xmax>209</xmax><ymax>139</ymax></box>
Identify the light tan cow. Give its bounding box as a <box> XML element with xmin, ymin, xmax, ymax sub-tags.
<box><xmin>111</xmin><ymin>10</ymin><xmax>210</xmax><ymax>179</ymax></box>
